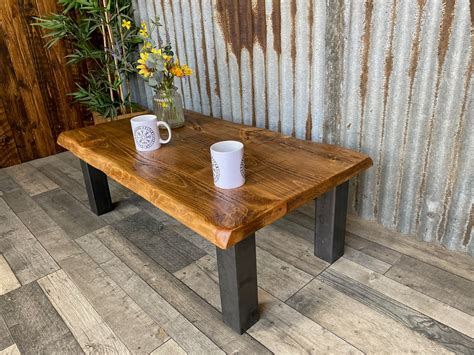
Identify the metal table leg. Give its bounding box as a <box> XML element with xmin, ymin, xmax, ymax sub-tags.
<box><xmin>216</xmin><ymin>234</ymin><xmax>259</xmax><ymax>334</ymax></box>
<box><xmin>80</xmin><ymin>160</ymin><xmax>113</xmax><ymax>216</ymax></box>
<box><xmin>314</xmin><ymin>181</ymin><xmax>349</xmax><ymax>263</ymax></box>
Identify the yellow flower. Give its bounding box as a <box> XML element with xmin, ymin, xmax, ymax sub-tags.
<box><xmin>151</xmin><ymin>48</ymin><xmax>161</xmax><ymax>55</ymax></box>
<box><xmin>137</xmin><ymin>51</ymin><xmax>149</xmax><ymax>65</ymax></box>
<box><xmin>160</xmin><ymin>102</ymin><xmax>169</xmax><ymax>108</ymax></box>
<box><xmin>121</xmin><ymin>19</ymin><xmax>131</xmax><ymax>30</ymax></box>
<box><xmin>142</xmin><ymin>41</ymin><xmax>152</xmax><ymax>50</ymax></box>
<box><xmin>137</xmin><ymin>64</ymin><xmax>152</xmax><ymax>78</ymax></box>
<box><xmin>137</xmin><ymin>52</ymin><xmax>151</xmax><ymax>78</ymax></box>
<box><xmin>181</xmin><ymin>65</ymin><xmax>193</xmax><ymax>76</ymax></box>
<box><xmin>169</xmin><ymin>65</ymin><xmax>184</xmax><ymax>77</ymax></box>
<box><xmin>139</xmin><ymin>22</ymin><xmax>148</xmax><ymax>37</ymax></box>
<box><xmin>163</xmin><ymin>54</ymin><xmax>172</xmax><ymax>61</ymax></box>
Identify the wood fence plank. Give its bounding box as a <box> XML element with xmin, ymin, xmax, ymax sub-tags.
<box><xmin>0</xmin><ymin>100</ymin><xmax>21</xmax><ymax>168</ymax></box>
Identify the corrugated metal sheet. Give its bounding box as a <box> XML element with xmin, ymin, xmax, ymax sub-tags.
<box><xmin>132</xmin><ymin>0</ymin><xmax>473</xmax><ymax>256</ymax></box>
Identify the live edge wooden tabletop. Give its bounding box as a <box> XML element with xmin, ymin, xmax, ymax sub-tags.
<box><xmin>57</xmin><ymin>110</ymin><xmax>372</xmax><ymax>249</ymax></box>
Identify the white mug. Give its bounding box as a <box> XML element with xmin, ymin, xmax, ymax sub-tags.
<box><xmin>210</xmin><ymin>140</ymin><xmax>245</xmax><ymax>189</ymax></box>
<box><xmin>130</xmin><ymin>114</ymin><xmax>172</xmax><ymax>151</ymax></box>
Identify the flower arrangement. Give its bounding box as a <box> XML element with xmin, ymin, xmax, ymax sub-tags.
<box><xmin>136</xmin><ymin>19</ymin><xmax>192</xmax><ymax>93</ymax></box>
<box><xmin>135</xmin><ymin>17</ymin><xmax>192</xmax><ymax>127</ymax></box>
<box><xmin>33</xmin><ymin>0</ymin><xmax>141</xmax><ymax>119</ymax></box>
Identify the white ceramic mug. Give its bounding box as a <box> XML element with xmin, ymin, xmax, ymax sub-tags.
<box><xmin>210</xmin><ymin>140</ymin><xmax>245</xmax><ymax>189</ymax></box>
<box><xmin>130</xmin><ymin>114</ymin><xmax>172</xmax><ymax>151</ymax></box>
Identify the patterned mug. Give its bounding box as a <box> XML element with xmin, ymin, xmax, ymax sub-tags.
<box><xmin>210</xmin><ymin>140</ymin><xmax>245</xmax><ymax>189</ymax></box>
<box><xmin>130</xmin><ymin>114</ymin><xmax>171</xmax><ymax>152</ymax></box>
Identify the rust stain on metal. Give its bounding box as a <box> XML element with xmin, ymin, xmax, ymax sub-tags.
<box><xmin>437</xmin><ymin>60</ymin><xmax>472</xmax><ymax>242</ymax></box>
<box><xmin>290</xmin><ymin>0</ymin><xmax>297</xmax><ymax>62</ymax></box>
<box><xmin>271</xmin><ymin>0</ymin><xmax>281</xmax><ymax>54</ymax></box>
<box><xmin>215</xmin><ymin>0</ymin><xmax>240</xmax><ymax>58</ymax></box>
<box><xmin>354</xmin><ymin>0</ymin><xmax>374</xmax><ymax>212</ymax></box>
<box><xmin>213</xmin><ymin>58</ymin><xmax>220</xmax><ymax>98</ymax></box>
<box><xmin>408</xmin><ymin>1</ymin><xmax>425</xmax><ymax>85</ymax></box>
<box><xmin>215</xmin><ymin>0</ymin><xmax>267</xmax><ymax>59</ymax></box>
<box><xmin>415</xmin><ymin>0</ymin><xmax>456</xmax><ymax>229</ymax></box>
<box><xmin>394</xmin><ymin>0</ymin><xmax>426</xmax><ymax>224</ymax></box>
<box><xmin>252</xmin><ymin>0</ymin><xmax>266</xmax><ymax>51</ymax></box>
<box><xmin>374</xmin><ymin>0</ymin><xmax>396</xmax><ymax>217</ymax></box>
<box><xmin>305</xmin><ymin>0</ymin><xmax>313</xmax><ymax>141</ymax></box>
<box><xmin>358</xmin><ymin>0</ymin><xmax>373</xmax><ymax>150</ymax></box>
<box><xmin>305</xmin><ymin>112</ymin><xmax>312</xmax><ymax>140</ymax></box>
<box><xmin>463</xmin><ymin>204</ymin><xmax>473</xmax><ymax>246</ymax></box>
<box><xmin>290</xmin><ymin>0</ymin><xmax>297</xmax><ymax>136</ymax></box>
<box><xmin>437</xmin><ymin>0</ymin><xmax>455</xmax><ymax>76</ymax></box>
<box><xmin>471</xmin><ymin>0</ymin><xmax>474</xmax><ymax>29</ymax></box>
<box><xmin>198</xmin><ymin>1</ymin><xmax>213</xmax><ymax>113</ymax></box>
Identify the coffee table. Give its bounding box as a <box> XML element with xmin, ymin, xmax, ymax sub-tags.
<box><xmin>57</xmin><ymin>110</ymin><xmax>372</xmax><ymax>334</ymax></box>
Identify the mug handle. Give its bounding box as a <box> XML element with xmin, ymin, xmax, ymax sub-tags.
<box><xmin>156</xmin><ymin>121</ymin><xmax>172</xmax><ymax>144</ymax></box>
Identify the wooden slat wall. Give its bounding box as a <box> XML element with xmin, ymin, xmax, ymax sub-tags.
<box><xmin>0</xmin><ymin>0</ymin><xmax>90</xmax><ymax>168</ymax></box>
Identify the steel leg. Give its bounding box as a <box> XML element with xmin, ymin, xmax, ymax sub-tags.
<box><xmin>314</xmin><ymin>181</ymin><xmax>349</xmax><ymax>263</ymax></box>
<box><xmin>216</xmin><ymin>234</ymin><xmax>259</xmax><ymax>334</ymax></box>
<box><xmin>80</xmin><ymin>160</ymin><xmax>113</xmax><ymax>215</ymax></box>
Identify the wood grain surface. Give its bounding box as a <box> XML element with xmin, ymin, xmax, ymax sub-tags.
<box><xmin>0</xmin><ymin>256</ymin><xmax>20</xmax><ymax>296</ymax></box>
<box><xmin>58</xmin><ymin>111</ymin><xmax>372</xmax><ymax>248</ymax></box>
<box><xmin>318</xmin><ymin>268</ymin><xmax>474</xmax><ymax>353</ymax></box>
<box><xmin>1</xmin><ymin>152</ymin><xmax>473</xmax><ymax>353</ymax></box>
<box><xmin>38</xmin><ymin>270</ymin><xmax>130</xmax><ymax>354</ymax></box>
<box><xmin>0</xmin><ymin>0</ymin><xmax>88</xmax><ymax>168</ymax></box>
<box><xmin>0</xmin><ymin>282</ymin><xmax>82</xmax><ymax>353</ymax></box>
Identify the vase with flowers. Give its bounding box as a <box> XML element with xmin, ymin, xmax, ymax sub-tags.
<box><xmin>136</xmin><ymin>18</ymin><xmax>192</xmax><ymax>128</ymax></box>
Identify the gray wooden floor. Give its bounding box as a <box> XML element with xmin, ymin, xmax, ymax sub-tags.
<box><xmin>1</xmin><ymin>152</ymin><xmax>473</xmax><ymax>354</ymax></box>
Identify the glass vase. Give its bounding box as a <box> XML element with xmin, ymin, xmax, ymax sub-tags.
<box><xmin>153</xmin><ymin>87</ymin><xmax>185</xmax><ymax>129</ymax></box>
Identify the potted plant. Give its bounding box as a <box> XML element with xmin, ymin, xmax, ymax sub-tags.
<box><xmin>33</xmin><ymin>0</ymin><xmax>147</xmax><ymax>124</ymax></box>
<box><xmin>136</xmin><ymin>18</ymin><xmax>192</xmax><ymax>129</ymax></box>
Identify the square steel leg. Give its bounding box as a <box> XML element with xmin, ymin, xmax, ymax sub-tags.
<box><xmin>80</xmin><ymin>160</ymin><xmax>113</xmax><ymax>216</ymax></box>
<box><xmin>216</xmin><ymin>234</ymin><xmax>259</xmax><ymax>334</ymax></box>
<box><xmin>314</xmin><ymin>181</ymin><xmax>349</xmax><ymax>263</ymax></box>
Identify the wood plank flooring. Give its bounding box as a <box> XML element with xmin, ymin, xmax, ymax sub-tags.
<box><xmin>0</xmin><ymin>152</ymin><xmax>473</xmax><ymax>354</ymax></box>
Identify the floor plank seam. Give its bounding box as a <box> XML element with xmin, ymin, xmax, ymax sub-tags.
<box><xmin>316</xmin><ymin>269</ymin><xmax>474</xmax><ymax>353</ymax></box>
<box><xmin>74</xmin><ymin>228</ymin><xmax>245</xmax><ymax>354</ymax></box>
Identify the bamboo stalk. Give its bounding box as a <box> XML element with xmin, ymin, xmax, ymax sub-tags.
<box><xmin>115</xmin><ymin>0</ymin><xmax>132</xmax><ymax>108</ymax></box>
<box><xmin>102</xmin><ymin>0</ymin><xmax>126</xmax><ymax>114</ymax></box>
<box><xmin>100</xmin><ymin>17</ymin><xmax>115</xmax><ymax>103</ymax></box>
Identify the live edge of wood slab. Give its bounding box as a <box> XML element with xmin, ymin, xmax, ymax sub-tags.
<box><xmin>57</xmin><ymin>110</ymin><xmax>372</xmax><ymax>249</ymax></box>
